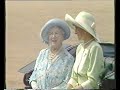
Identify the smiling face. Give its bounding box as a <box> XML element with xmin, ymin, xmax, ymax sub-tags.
<box><xmin>48</xmin><ymin>26</ymin><xmax>64</xmax><ymax>48</ymax></box>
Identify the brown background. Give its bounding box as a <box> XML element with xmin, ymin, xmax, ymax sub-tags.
<box><xmin>6</xmin><ymin>0</ymin><xmax>114</xmax><ymax>89</ymax></box>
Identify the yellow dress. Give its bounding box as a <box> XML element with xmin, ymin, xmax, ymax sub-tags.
<box><xmin>68</xmin><ymin>41</ymin><xmax>104</xmax><ymax>89</ymax></box>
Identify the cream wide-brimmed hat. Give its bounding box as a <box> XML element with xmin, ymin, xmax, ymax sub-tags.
<box><xmin>40</xmin><ymin>18</ymin><xmax>70</xmax><ymax>44</ymax></box>
<box><xmin>65</xmin><ymin>11</ymin><xmax>100</xmax><ymax>42</ymax></box>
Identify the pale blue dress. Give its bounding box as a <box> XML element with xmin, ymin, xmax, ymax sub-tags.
<box><xmin>29</xmin><ymin>46</ymin><xmax>74</xmax><ymax>89</ymax></box>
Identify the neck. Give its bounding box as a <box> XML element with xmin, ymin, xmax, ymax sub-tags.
<box><xmin>81</xmin><ymin>37</ymin><xmax>94</xmax><ymax>48</ymax></box>
<box><xmin>50</xmin><ymin>44</ymin><xmax>62</xmax><ymax>54</ymax></box>
<box><xmin>84</xmin><ymin>37</ymin><xmax>94</xmax><ymax>43</ymax></box>
<box><xmin>48</xmin><ymin>45</ymin><xmax>63</xmax><ymax>61</ymax></box>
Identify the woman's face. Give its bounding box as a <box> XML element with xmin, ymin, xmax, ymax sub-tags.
<box><xmin>74</xmin><ymin>26</ymin><xmax>86</xmax><ymax>40</ymax></box>
<box><xmin>48</xmin><ymin>27</ymin><xmax>64</xmax><ymax>47</ymax></box>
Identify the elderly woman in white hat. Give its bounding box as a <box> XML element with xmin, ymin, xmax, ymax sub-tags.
<box><xmin>29</xmin><ymin>18</ymin><xmax>74</xmax><ymax>89</ymax></box>
<box><xmin>65</xmin><ymin>11</ymin><xmax>104</xmax><ymax>89</ymax></box>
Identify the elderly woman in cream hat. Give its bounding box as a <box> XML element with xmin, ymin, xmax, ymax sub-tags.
<box><xmin>29</xmin><ymin>18</ymin><xmax>74</xmax><ymax>89</ymax></box>
<box><xmin>65</xmin><ymin>11</ymin><xmax>104</xmax><ymax>89</ymax></box>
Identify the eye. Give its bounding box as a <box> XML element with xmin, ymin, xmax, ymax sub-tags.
<box><xmin>48</xmin><ymin>32</ymin><xmax>53</xmax><ymax>35</ymax></box>
<box><xmin>55</xmin><ymin>32</ymin><xmax>58</xmax><ymax>34</ymax></box>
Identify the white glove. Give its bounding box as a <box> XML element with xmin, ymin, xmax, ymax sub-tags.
<box><xmin>31</xmin><ymin>81</ymin><xmax>38</xmax><ymax>89</ymax></box>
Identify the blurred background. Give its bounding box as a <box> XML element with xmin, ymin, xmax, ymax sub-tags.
<box><xmin>6</xmin><ymin>0</ymin><xmax>114</xmax><ymax>89</ymax></box>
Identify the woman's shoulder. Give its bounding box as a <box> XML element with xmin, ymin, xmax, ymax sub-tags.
<box><xmin>40</xmin><ymin>48</ymin><xmax>48</xmax><ymax>52</ymax></box>
<box><xmin>90</xmin><ymin>41</ymin><xmax>102</xmax><ymax>48</ymax></box>
<box><xmin>38</xmin><ymin>48</ymin><xmax>49</xmax><ymax>55</ymax></box>
<box><xmin>90</xmin><ymin>41</ymin><xmax>103</xmax><ymax>51</ymax></box>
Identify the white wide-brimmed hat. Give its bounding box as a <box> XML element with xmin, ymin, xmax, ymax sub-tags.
<box><xmin>40</xmin><ymin>18</ymin><xmax>70</xmax><ymax>44</ymax></box>
<box><xmin>65</xmin><ymin>11</ymin><xmax>100</xmax><ymax>42</ymax></box>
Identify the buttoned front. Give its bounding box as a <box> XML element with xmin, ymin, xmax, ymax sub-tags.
<box><xmin>29</xmin><ymin>47</ymin><xmax>74</xmax><ymax>89</ymax></box>
<box><xmin>68</xmin><ymin>41</ymin><xmax>104</xmax><ymax>89</ymax></box>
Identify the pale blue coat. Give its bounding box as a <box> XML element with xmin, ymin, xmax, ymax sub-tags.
<box><xmin>29</xmin><ymin>47</ymin><xmax>74</xmax><ymax>89</ymax></box>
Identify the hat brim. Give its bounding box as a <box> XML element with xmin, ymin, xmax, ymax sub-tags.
<box><xmin>65</xmin><ymin>14</ymin><xmax>85</xmax><ymax>30</ymax></box>
<box><xmin>40</xmin><ymin>18</ymin><xmax>70</xmax><ymax>44</ymax></box>
<box><xmin>65</xmin><ymin>14</ymin><xmax>100</xmax><ymax>42</ymax></box>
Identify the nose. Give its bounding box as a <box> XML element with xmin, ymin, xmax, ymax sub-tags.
<box><xmin>51</xmin><ymin>33</ymin><xmax>56</xmax><ymax>38</ymax></box>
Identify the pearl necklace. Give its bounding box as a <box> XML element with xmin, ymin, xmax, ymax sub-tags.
<box><xmin>48</xmin><ymin>46</ymin><xmax>62</xmax><ymax>61</ymax></box>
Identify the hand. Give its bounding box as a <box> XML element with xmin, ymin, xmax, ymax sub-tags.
<box><xmin>31</xmin><ymin>81</ymin><xmax>38</xmax><ymax>89</ymax></box>
<box><xmin>67</xmin><ymin>84</ymin><xmax>73</xmax><ymax>89</ymax></box>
